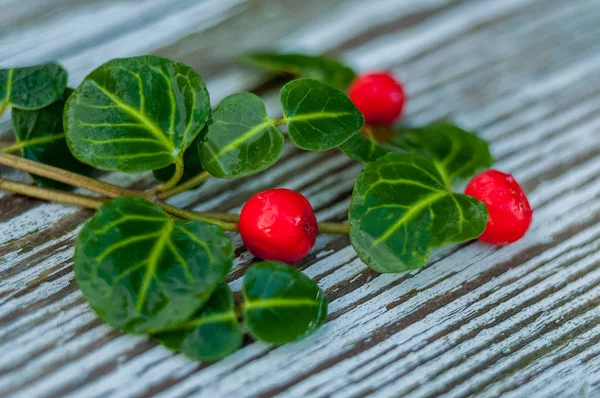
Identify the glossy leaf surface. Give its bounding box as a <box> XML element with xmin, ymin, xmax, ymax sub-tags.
<box><xmin>280</xmin><ymin>78</ymin><xmax>363</xmax><ymax>151</ymax></box>
<box><xmin>153</xmin><ymin>132</ymin><xmax>205</xmax><ymax>185</ymax></box>
<box><xmin>74</xmin><ymin>196</ymin><xmax>233</xmax><ymax>333</ymax></box>
<box><xmin>12</xmin><ymin>88</ymin><xmax>93</xmax><ymax>189</ymax></box>
<box><xmin>240</xmin><ymin>52</ymin><xmax>356</xmax><ymax>90</ymax></box>
<box><xmin>243</xmin><ymin>261</ymin><xmax>328</xmax><ymax>344</ymax></box>
<box><xmin>199</xmin><ymin>92</ymin><xmax>283</xmax><ymax>179</ymax></box>
<box><xmin>153</xmin><ymin>284</ymin><xmax>242</xmax><ymax>362</ymax></box>
<box><xmin>349</xmin><ymin>153</ymin><xmax>488</xmax><ymax>273</ymax></box>
<box><xmin>65</xmin><ymin>55</ymin><xmax>210</xmax><ymax>173</ymax></box>
<box><xmin>0</xmin><ymin>63</ymin><xmax>67</xmax><ymax>110</ymax></box>
<box><xmin>391</xmin><ymin>124</ymin><xmax>493</xmax><ymax>186</ymax></box>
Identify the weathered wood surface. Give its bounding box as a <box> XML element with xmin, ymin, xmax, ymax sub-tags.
<box><xmin>1</xmin><ymin>0</ymin><xmax>599</xmax><ymax>396</ymax></box>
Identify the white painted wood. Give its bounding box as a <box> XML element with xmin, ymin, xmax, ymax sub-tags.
<box><xmin>1</xmin><ymin>0</ymin><xmax>599</xmax><ymax>397</ymax></box>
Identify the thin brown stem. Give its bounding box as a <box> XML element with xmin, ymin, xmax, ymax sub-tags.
<box><xmin>157</xmin><ymin>171</ymin><xmax>211</xmax><ymax>200</ymax></box>
<box><xmin>0</xmin><ymin>152</ymin><xmax>144</xmax><ymax>199</ymax></box>
<box><xmin>0</xmin><ymin>178</ymin><xmax>106</xmax><ymax>209</ymax></box>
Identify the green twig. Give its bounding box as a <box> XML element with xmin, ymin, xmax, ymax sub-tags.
<box><xmin>157</xmin><ymin>170</ymin><xmax>212</xmax><ymax>200</ymax></box>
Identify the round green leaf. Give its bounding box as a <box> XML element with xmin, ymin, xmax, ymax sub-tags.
<box><xmin>391</xmin><ymin>123</ymin><xmax>493</xmax><ymax>186</ymax></box>
<box><xmin>349</xmin><ymin>153</ymin><xmax>488</xmax><ymax>274</ymax></box>
<box><xmin>65</xmin><ymin>55</ymin><xmax>210</xmax><ymax>173</ymax></box>
<box><xmin>153</xmin><ymin>131</ymin><xmax>206</xmax><ymax>185</ymax></box>
<box><xmin>74</xmin><ymin>196</ymin><xmax>233</xmax><ymax>334</ymax></box>
<box><xmin>199</xmin><ymin>92</ymin><xmax>283</xmax><ymax>179</ymax></box>
<box><xmin>240</xmin><ymin>52</ymin><xmax>356</xmax><ymax>91</ymax></box>
<box><xmin>0</xmin><ymin>63</ymin><xmax>67</xmax><ymax>110</ymax></box>
<box><xmin>280</xmin><ymin>78</ymin><xmax>364</xmax><ymax>151</ymax></box>
<box><xmin>12</xmin><ymin>88</ymin><xmax>94</xmax><ymax>189</ymax></box>
<box><xmin>243</xmin><ymin>261</ymin><xmax>328</xmax><ymax>344</ymax></box>
<box><xmin>153</xmin><ymin>284</ymin><xmax>242</xmax><ymax>362</ymax></box>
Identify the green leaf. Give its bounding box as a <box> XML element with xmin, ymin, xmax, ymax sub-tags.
<box><xmin>339</xmin><ymin>126</ymin><xmax>396</xmax><ymax>163</ymax></box>
<box><xmin>391</xmin><ymin>124</ymin><xmax>493</xmax><ymax>186</ymax></box>
<box><xmin>0</xmin><ymin>63</ymin><xmax>67</xmax><ymax>110</ymax></box>
<box><xmin>12</xmin><ymin>88</ymin><xmax>94</xmax><ymax>189</ymax></box>
<box><xmin>240</xmin><ymin>52</ymin><xmax>356</xmax><ymax>90</ymax></box>
<box><xmin>65</xmin><ymin>55</ymin><xmax>210</xmax><ymax>173</ymax></box>
<box><xmin>349</xmin><ymin>153</ymin><xmax>488</xmax><ymax>274</ymax></box>
<box><xmin>199</xmin><ymin>92</ymin><xmax>283</xmax><ymax>179</ymax></box>
<box><xmin>243</xmin><ymin>261</ymin><xmax>328</xmax><ymax>344</ymax></box>
<box><xmin>153</xmin><ymin>284</ymin><xmax>242</xmax><ymax>362</ymax></box>
<box><xmin>280</xmin><ymin>78</ymin><xmax>364</xmax><ymax>151</ymax></box>
<box><xmin>74</xmin><ymin>196</ymin><xmax>233</xmax><ymax>334</ymax></box>
<box><xmin>153</xmin><ymin>130</ymin><xmax>206</xmax><ymax>185</ymax></box>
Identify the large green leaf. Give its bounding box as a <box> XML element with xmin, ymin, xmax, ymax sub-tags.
<box><xmin>349</xmin><ymin>153</ymin><xmax>488</xmax><ymax>273</ymax></box>
<box><xmin>243</xmin><ymin>261</ymin><xmax>328</xmax><ymax>344</ymax></box>
<box><xmin>153</xmin><ymin>131</ymin><xmax>206</xmax><ymax>185</ymax></box>
<box><xmin>153</xmin><ymin>284</ymin><xmax>242</xmax><ymax>362</ymax></box>
<box><xmin>74</xmin><ymin>196</ymin><xmax>233</xmax><ymax>334</ymax></box>
<box><xmin>12</xmin><ymin>88</ymin><xmax>94</xmax><ymax>189</ymax></box>
<box><xmin>65</xmin><ymin>55</ymin><xmax>210</xmax><ymax>173</ymax></box>
<box><xmin>199</xmin><ymin>92</ymin><xmax>283</xmax><ymax>179</ymax></box>
<box><xmin>280</xmin><ymin>78</ymin><xmax>364</xmax><ymax>151</ymax></box>
<box><xmin>240</xmin><ymin>52</ymin><xmax>356</xmax><ymax>90</ymax></box>
<box><xmin>391</xmin><ymin>124</ymin><xmax>493</xmax><ymax>186</ymax></box>
<box><xmin>0</xmin><ymin>63</ymin><xmax>67</xmax><ymax>110</ymax></box>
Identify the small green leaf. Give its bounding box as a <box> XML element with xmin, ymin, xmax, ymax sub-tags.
<box><xmin>65</xmin><ymin>55</ymin><xmax>210</xmax><ymax>173</ymax></box>
<box><xmin>153</xmin><ymin>131</ymin><xmax>206</xmax><ymax>186</ymax></box>
<box><xmin>392</xmin><ymin>124</ymin><xmax>493</xmax><ymax>186</ymax></box>
<box><xmin>339</xmin><ymin>126</ymin><xmax>395</xmax><ymax>163</ymax></box>
<box><xmin>74</xmin><ymin>196</ymin><xmax>233</xmax><ymax>334</ymax></box>
<box><xmin>0</xmin><ymin>63</ymin><xmax>67</xmax><ymax>110</ymax></box>
<box><xmin>349</xmin><ymin>153</ymin><xmax>488</xmax><ymax>274</ymax></box>
<box><xmin>199</xmin><ymin>92</ymin><xmax>283</xmax><ymax>179</ymax></box>
<box><xmin>12</xmin><ymin>88</ymin><xmax>94</xmax><ymax>189</ymax></box>
<box><xmin>280</xmin><ymin>78</ymin><xmax>364</xmax><ymax>151</ymax></box>
<box><xmin>153</xmin><ymin>284</ymin><xmax>242</xmax><ymax>362</ymax></box>
<box><xmin>243</xmin><ymin>261</ymin><xmax>328</xmax><ymax>344</ymax></box>
<box><xmin>240</xmin><ymin>52</ymin><xmax>356</xmax><ymax>90</ymax></box>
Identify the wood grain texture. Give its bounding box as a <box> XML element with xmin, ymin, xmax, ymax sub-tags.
<box><xmin>1</xmin><ymin>0</ymin><xmax>599</xmax><ymax>397</ymax></box>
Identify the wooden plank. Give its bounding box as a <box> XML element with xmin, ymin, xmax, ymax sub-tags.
<box><xmin>1</xmin><ymin>0</ymin><xmax>599</xmax><ymax>397</ymax></box>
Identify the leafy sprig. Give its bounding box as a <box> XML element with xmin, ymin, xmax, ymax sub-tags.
<box><xmin>0</xmin><ymin>52</ymin><xmax>493</xmax><ymax>363</ymax></box>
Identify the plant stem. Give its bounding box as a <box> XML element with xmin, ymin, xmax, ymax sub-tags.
<box><xmin>0</xmin><ymin>134</ymin><xmax>67</xmax><ymax>153</ymax></box>
<box><xmin>318</xmin><ymin>221</ymin><xmax>349</xmax><ymax>234</ymax></box>
<box><xmin>0</xmin><ymin>152</ymin><xmax>143</xmax><ymax>198</ymax></box>
<box><xmin>157</xmin><ymin>170</ymin><xmax>211</xmax><ymax>200</ymax></box>
<box><xmin>155</xmin><ymin>157</ymin><xmax>184</xmax><ymax>193</ymax></box>
<box><xmin>0</xmin><ymin>178</ymin><xmax>106</xmax><ymax>209</ymax></box>
<box><xmin>0</xmin><ymin>102</ymin><xmax>8</xmax><ymax>118</ymax></box>
<box><xmin>159</xmin><ymin>202</ymin><xmax>239</xmax><ymax>231</ymax></box>
<box><xmin>272</xmin><ymin>117</ymin><xmax>288</xmax><ymax>126</ymax></box>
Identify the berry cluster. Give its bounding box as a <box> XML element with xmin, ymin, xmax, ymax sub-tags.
<box><xmin>0</xmin><ymin>51</ymin><xmax>533</xmax><ymax>362</ymax></box>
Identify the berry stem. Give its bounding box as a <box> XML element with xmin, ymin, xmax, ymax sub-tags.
<box><xmin>158</xmin><ymin>203</ymin><xmax>239</xmax><ymax>231</ymax></box>
<box><xmin>318</xmin><ymin>222</ymin><xmax>349</xmax><ymax>235</ymax></box>
<box><xmin>156</xmin><ymin>170</ymin><xmax>211</xmax><ymax>200</ymax></box>
<box><xmin>0</xmin><ymin>152</ymin><xmax>144</xmax><ymax>199</ymax></box>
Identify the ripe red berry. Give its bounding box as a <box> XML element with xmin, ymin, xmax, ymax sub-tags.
<box><xmin>239</xmin><ymin>188</ymin><xmax>318</xmax><ymax>263</ymax></box>
<box><xmin>465</xmin><ymin>170</ymin><xmax>533</xmax><ymax>245</ymax></box>
<box><xmin>348</xmin><ymin>72</ymin><xmax>406</xmax><ymax>125</ymax></box>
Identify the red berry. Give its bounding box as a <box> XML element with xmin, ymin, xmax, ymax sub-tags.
<box><xmin>465</xmin><ymin>170</ymin><xmax>533</xmax><ymax>245</ymax></box>
<box><xmin>239</xmin><ymin>188</ymin><xmax>318</xmax><ymax>263</ymax></box>
<box><xmin>348</xmin><ymin>72</ymin><xmax>406</xmax><ymax>125</ymax></box>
